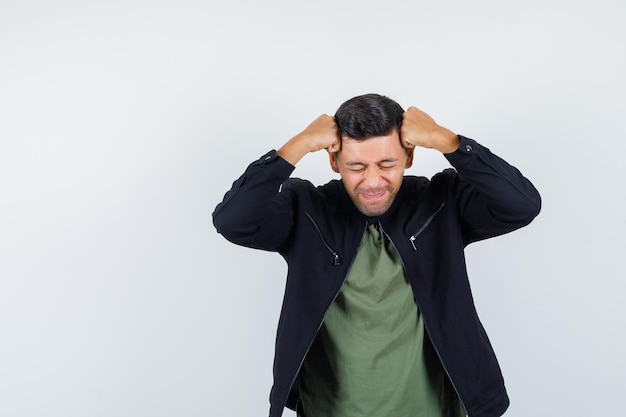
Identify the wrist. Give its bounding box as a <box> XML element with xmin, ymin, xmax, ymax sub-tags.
<box><xmin>435</xmin><ymin>129</ymin><xmax>460</xmax><ymax>154</ymax></box>
<box><xmin>277</xmin><ymin>134</ymin><xmax>311</xmax><ymax>166</ymax></box>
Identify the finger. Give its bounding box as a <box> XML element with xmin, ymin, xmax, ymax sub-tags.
<box><xmin>407</xmin><ymin>105</ymin><xmax>422</xmax><ymax>114</ymax></box>
<box><xmin>328</xmin><ymin>140</ymin><xmax>341</xmax><ymax>153</ymax></box>
<box><xmin>400</xmin><ymin>125</ymin><xmax>411</xmax><ymax>147</ymax></box>
<box><xmin>401</xmin><ymin>132</ymin><xmax>416</xmax><ymax>149</ymax></box>
<box><xmin>400</xmin><ymin>134</ymin><xmax>411</xmax><ymax>148</ymax></box>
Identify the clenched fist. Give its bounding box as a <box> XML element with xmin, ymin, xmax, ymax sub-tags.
<box><xmin>401</xmin><ymin>106</ymin><xmax>460</xmax><ymax>154</ymax></box>
<box><xmin>277</xmin><ymin>114</ymin><xmax>341</xmax><ymax>166</ymax></box>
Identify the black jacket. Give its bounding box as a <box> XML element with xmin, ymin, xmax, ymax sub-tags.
<box><xmin>213</xmin><ymin>136</ymin><xmax>541</xmax><ymax>417</ymax></box>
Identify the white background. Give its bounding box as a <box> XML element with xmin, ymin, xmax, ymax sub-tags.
<box><xmin>1</xmin><ymin>0</ymin><xmax>624</xmax><ymax>416</ymax></box>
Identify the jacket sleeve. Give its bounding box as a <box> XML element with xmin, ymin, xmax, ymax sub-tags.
<box><xmin>212</xmin><ymin>150</ymin><xmax>297</xmax><ymax>251</ymax></box>
<box><xmin>444</xmin><ymin>135</ymin><xmax>541</xmax><ymax>244</ymax></box>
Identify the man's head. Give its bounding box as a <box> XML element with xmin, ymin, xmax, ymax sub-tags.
<box><xmin>335</xmin><ymin>93</ymin><xmax>404</xmax><ymax>139</ymax></box>
<box><xmin>330</xmin><ymin>94</ymin><xmax>413</xmax><ymax>217</ymax></box>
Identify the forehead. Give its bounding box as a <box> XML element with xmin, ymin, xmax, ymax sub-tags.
<box><xmin>339</xmin><ymin>131</ymin><xmax>405</xmax><ymax>162</ymax></box>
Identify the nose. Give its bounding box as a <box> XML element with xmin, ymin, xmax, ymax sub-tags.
<box><xmin>362</xmin><ymin>167</ymin><xmax>382</xmax><ymax>189</ymax></box>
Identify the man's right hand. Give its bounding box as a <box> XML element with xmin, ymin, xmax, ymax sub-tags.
<box><xmin>277</xmin><ymin>114</ymin><xmax>341</xmax><ymax>166</ymax></box>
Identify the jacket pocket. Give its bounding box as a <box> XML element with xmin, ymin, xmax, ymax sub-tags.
<box><xmin>408</xmin><ymin>202</ymin><xmax>446</xmax><ymax>251</ymax></box>
<box><xmin>304</xmin><ymin>211</ymin><xmax>342</xmax><ymax>265</ymax></box>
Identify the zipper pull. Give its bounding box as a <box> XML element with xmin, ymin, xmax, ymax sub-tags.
<box><xmin>409</xmin><ymin>236</ymin><xmax>417</xmax><ymax>251</ymax></box>
<box><xmin>333</xmin><ymin>253</ymin><xmax>342</xmax><ymax>265</ymax></box>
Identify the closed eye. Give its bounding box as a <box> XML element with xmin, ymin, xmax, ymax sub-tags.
<box><xmin>346</xmin><ymin>163</ymin><xmax>366</xmax><ymax>172</ymax></box>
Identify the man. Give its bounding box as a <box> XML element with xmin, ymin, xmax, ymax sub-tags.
<box><xmin>213</xmin><ymin>94</ymin><xmax>541</xmax><ymax>417</ymax></box>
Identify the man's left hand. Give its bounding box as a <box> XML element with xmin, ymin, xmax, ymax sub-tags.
<box><xmin>400</xmin><ymin>106</ymin><xmax>460</xmax><ymax>154</ymax></box>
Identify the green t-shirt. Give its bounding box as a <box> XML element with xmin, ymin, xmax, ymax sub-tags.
<box><xmin>299</xmin><ymin>224</ymin><xmax>465</xmax><ymax>417</ymax></box>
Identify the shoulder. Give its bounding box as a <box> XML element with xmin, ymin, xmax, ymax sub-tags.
<box><xmin>397</xmin><ymin>170</ymin><xmax>460</xmax><ymax>204</ymax></box>
<box><xmin>280</xmin><ymin>177</ymin><xmax>345</xmax><ymax>204</ymax></box>
<box><xmin>431</xmin><ymin>168</ymin><xmax>460</xmax><ymax>185</ymax></box>
<box><xmin>282</xmin><ymin>177</ymin><xmax>342</xmax><ymax>195</ymax></box>
<box><xmin>400</xmin><ymin>171</ymin><xmax>456</xmax><ymax>193</ymax></box>
<box><xmin>280</xmin><ymin>178</ymin><xmax>352</xmax><ymax>216</ymax></box>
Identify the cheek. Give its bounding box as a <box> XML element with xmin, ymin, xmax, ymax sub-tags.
<box><xmin>341</xmin><ymin>173</ymin><xmax>362</xmax><ymax>190</ymax></box>
<box><xmin>384</xmin><ymin>171</ymin><xmax>404</xmax><ymax>187</ymax></box>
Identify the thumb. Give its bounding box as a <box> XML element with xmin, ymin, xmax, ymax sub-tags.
<box><xmin>327</xmin><ymin>141</ymin><xmax>341</xmax><ymax>153</ymax></box>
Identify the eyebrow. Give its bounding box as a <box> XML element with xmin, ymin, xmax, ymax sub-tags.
<box><xmin>345</xmin><ymin>158</ymin><xmax>400</xmax><ymax>166</ymax></box>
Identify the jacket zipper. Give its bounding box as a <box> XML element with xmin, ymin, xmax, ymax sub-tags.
<box><xmin>286</xmin><ymin>220</ymin><xmax>368</xmax><ymax>406</ymax></box>
<box><xmin>295</xmin><ymin>212</ymin><xmax>466</xmax><ymax>413</ymax></box>
<box><xmin>408</xmin><ymin>202</ymin><xmax>446</xmax><ymax>251</ymax></box>
<box><xmin>305</xmin><ymin>211</ymin><xmax>342</xmax><ymax>265</ymax></box>
<box><xmin>379</xmin><ymin>222</ymin><xmax>468</xmax><ymax>415</ymax></box>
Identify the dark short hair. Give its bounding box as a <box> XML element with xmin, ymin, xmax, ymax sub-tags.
<box><xmin>334</xmin><ymin>93</ymin><xmax>404</xmax><ymax>139</ymax></box>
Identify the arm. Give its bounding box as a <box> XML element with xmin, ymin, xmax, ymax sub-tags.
<box><xmin>400</xmin><ymin>106</ymin><xmax>460</xmax><ymax>154</ymax></box>
<box><xmin>212</xmin><ymin>149</ymin><xmax>295</xmax><ymax>251</ymax></box>
<box><xmin>444</xmin><ymin>136</ymin><xmax>541</xmax><ymax>242</ymax></box>
<box><xmin>277</xmin><ymin>114</ymin><xmax>341</xmax><ymax>165</ymax></box>
<box><xmin>401</xmin><ymin>106</ymin><xmax>541</xmax><ymax>242</ymax></box>
<box><xmin>212</xmin><ymin>114</ymin><xmax>340</xmax><ymax>250</ymax></box>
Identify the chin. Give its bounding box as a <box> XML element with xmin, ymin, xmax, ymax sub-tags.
<box><xmin>358</xmin><ymin>204</ymin><xmax>389</xmax><ymax>217</ymax></box>
<box><xmin>350</xmin><ymin>194</ymin><xmax>394</xmax><ymax>217</ymax></box>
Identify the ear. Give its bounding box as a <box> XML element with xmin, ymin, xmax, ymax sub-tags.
<box><xmin>328</xmin><ymin>150</ymin><xmax>340</xmax><ymax>173</ymax></box>
<box><xmin>405</xmin><ymin>148</ymin><xmax>414</xmax><ymax>169</ymax></box>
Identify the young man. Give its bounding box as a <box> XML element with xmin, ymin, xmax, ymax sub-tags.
<box><xmin>213</xmin><ymin>94</ymin><xmax>541</xmax><ymax>417</ymax></box>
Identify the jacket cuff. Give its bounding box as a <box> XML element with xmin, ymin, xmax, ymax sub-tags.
<box><xmin>253</xmin><ymin>150</ymin><xmax>296</xmax><ymax>180</ymax></box>
<box><xmin>444</xmin><ymin>135</ymin><xmax>479</xmax><ymax>166</ymax></box>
